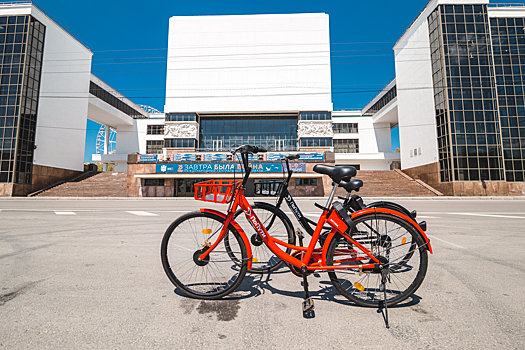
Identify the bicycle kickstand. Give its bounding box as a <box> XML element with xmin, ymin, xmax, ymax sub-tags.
<box><xmin>301</xmin><ymin>267</ymin><xmax>314</xmax><ymax>316</ymax></box>
<box><xmin>380</xmin><ymin>266</ymin><xmax>390</xmax><ymax>329</ymax></box>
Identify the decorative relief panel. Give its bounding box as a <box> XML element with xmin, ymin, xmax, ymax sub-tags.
<box><xmin>164</xmin><ymin>123</ymin><xmax>199</xmax><ymax>138</ymax></box>
<box><xmin>297</xmin><ymin>121</ymin><xmax>333</xmax><ymax>138</ymax></box>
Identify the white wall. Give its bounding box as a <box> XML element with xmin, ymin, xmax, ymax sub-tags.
<box><xmin>393</xmin><ymin>0</ymin><xmax>489</xmax><ymax>171</ymax></box>
<box><xmin>394</xmin><ymin>2</ymin><xmax>439</xmax><ymax>171</ymax></box>
<box><xmin>165</xmin><ymin>13</ymin><xmax>332</xmax><ymax>113</ymax></box>
<box><xmin>2</xmin><ymin>5</ymin><xmax>94</xmax><ymax>172</ymax></box>
<box><xmin>332</xmin><ymin>112</ymin><xmax>399</xmax><ymax>170</ymax></box>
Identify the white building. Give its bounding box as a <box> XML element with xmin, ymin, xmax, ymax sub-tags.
<box><xmin>0</xmin><ymin>2</ymin><xmax>147</xmax><ymax>196</ymax></box>
<box><xmin>333</xmin><ymin>109</ymin><xmax>399</xmax><ymax>170</ymax></box>
<box><xmin>367</xmin><ymin>0</ymin><xmax>525</xmax><ymax>195</ymax></box>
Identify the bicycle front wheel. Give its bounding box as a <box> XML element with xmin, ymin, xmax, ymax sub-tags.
<box><xmin>161</xmin><ymin>211</ymin><xmax>248</xmax><ymax>299</ymax></box>
<box><xmin>326</xmin><ymin>212</ymin><xmax>428</xmax><ymax>307</ymax></box>
<box><xmin>232</xmin><ymin>203</ymin><xmax>295</xmax><ymax>274</ymax></box>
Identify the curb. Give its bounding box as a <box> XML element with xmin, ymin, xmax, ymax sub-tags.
<box><xmin>1</xmin><ymin>196</ymin><xmax>525</xmax><ymax>201</ymax></box>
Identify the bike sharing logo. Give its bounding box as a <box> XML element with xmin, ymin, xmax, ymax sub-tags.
<box><xmin>243</xmin><ymin>207</ymin><xmax>267</xmax><ymax>238</ymax></box>
<box><xmin>285</xmin><ymin>195</ymin><xmax>303</xmax><ymax>219</ymax></box>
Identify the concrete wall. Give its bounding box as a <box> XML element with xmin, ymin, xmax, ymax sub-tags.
<box><xmin>165</xmin><ymin>13</ymin><xmax>332</xmax><ymax>113</ymax></box>
<box><xmin>394</xmin><ymin>2</ymin><xmax>439</xmax><ymax>171</ymax></box>
<box><xmin>331</xmin><ymin>112</ymin><xmax>399</xmax><ymax>170</ymax></box>
<box><xmin>27</xmin><ymin>6</ymin><xmax>92</xmax><ymax>172</ymax></box>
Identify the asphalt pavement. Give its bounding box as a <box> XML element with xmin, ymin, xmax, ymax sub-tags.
<box><xmin>1</xmin><ymin>198</ymin><xmax>525</xmax><ymax>349</ymax></box>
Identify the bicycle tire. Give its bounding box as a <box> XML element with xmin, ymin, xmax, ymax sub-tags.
<box><xmin>161</xmin><ymin>211</ymin><xmax>248</xmax><ymax>299</ymax></box>
<box><xmin>230</xmin><ymin>202</ymin><xmax>295</xmax><ymax>274</ymax></box>
<box><xmin>326</xmin><ymin>212</ymin><xmax>428</xmax><ymax>307</ymax></box>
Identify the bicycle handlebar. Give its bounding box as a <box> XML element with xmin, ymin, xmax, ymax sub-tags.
<box><xmin>284</xmin><ymin>154</ymin><xmax>300</xmax><ymax>161</ymax></box>
<box><xmin>233</xmin><ymin>144</ymin><xmax>268</xmax><ymax>154</ymax></box>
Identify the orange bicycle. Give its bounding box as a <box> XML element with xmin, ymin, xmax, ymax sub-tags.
<box><xmin>161</xmin><ymin>145</ymin><xmax>432</xmax><ymax>319</ymax></box>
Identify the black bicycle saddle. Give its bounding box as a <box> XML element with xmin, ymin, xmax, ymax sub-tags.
<box><xmin>312</xmin><ymin>164</ymin><xmax>356</xmax><ymax>183</ymax></box>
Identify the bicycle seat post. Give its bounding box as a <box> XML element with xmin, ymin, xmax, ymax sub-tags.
<box><xmin>324</xmin><ymin>182</ymin><xmax>339</xmax><ymax>209</ymax></box>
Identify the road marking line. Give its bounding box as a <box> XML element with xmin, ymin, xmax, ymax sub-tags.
<box><xmin>54</xmin><ymin>211</ymin><xmax>76</xmax><ymax>215</ymax></box>
<box><xmin>449</xmin><ymin>213</ymin><xmax>525</xmax><ymax>219</ymax></box>
<box><xmin>126</xmin><ymin>211</ymin><xmax>158</xmax><ymax>216</ymax></box>
<box><xmin>416</xmin><ymin>215</ymin><xmax>440</xmax><ymax>219</ymax></box>
<box><xmin>426</xmin><ymin>234</ymin><xmax>465</xmax><ymax>249</ymax></box>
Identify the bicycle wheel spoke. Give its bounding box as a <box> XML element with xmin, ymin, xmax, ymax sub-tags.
<box><xmin>161</xmin><ymin>212</ymin><xmax>248</xmax><ymax>299</ymax></box>
<box><xmin>327</xmin><ymin>212</ymin><xmax>428</xmax><ymax>307</ymax></box>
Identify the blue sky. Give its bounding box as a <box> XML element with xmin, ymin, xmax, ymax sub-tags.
<box><xmin>31</xmin><ymin>0</ymin><xmax>505</xmax><ymax>161</ymax></box>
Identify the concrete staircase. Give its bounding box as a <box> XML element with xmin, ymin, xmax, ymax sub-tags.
<box><xmin>335</xmin><ymin>170</ymin><xmax>440</xmax><ymax>197</ymax></box>
<box><xmin>35</xmin><ymin>172</ymin><xmax>127</xmax><ymax>197</ymax></box>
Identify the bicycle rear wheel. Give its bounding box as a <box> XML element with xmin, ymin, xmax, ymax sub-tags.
<box><xmin>326</xmin><ymin>212</ymin><xmax>428</xmax><ymax>307</ymax></box>
<box><xmin>231</xmin><ymin>203</ymin><xmax>295</xmax><ymax>273</ymax></box>
<box><xmin>161</xmin><ymin>211</ymin><xmax>248</xmax><ymax>299</ymax></box>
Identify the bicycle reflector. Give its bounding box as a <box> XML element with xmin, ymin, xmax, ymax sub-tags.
<box><xmin>327</xmin><ymin>201</ymin><xmax>356</xmax><ymax>234</ymax></box>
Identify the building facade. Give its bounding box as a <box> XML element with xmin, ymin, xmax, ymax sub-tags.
<box><xmin>367</xmin><ymin>0</ymin><xmax>525</xmax><ymax>195</ymax></box>
<box><xmin>0</xmin><ymin>2</ymin><xmax>147</xmax><ymax>196</ymax></box>
<box><xmin>125</xmin><ymin>13</ymin><xmax>400</xmax><ymax>197</ymax></box>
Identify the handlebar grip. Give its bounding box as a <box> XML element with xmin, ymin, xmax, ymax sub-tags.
<box><xmin>287</xmin><ymin>154</ymin><xmax>300</xmax><ymax>160</ymax></box>
<box><xmin>233</xmin><ymin>145</ymin><xmax>267</xmax><ymax>154</ymax></box>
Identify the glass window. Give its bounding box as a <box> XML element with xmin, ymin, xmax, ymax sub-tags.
<box><xmin>295</xmin><ymin>178</ymin><xmax>317</xmax><ymax>186</ymax></box>
<box><xmin>299</xmin><ymin>111</ymin><xmax>331</xmax><ymax>121</ymax></box>
<box><xmin>146</xmin><ymin>140</ymin><xmax>163</xmax><ymax>154</ymax></box>
<box><xmin>333</xmin><ymin>123</ymin><xmax>358</xmax><ymax>133</ymax></box>
<box><xmin>164</xmin><ymin>138</ymin><xmax>195</xmax><ymax>148</ymax></box>
<box><xmin>300</xmin><ymin>138</ymin><xmax>333</xmax><ymax>147</ymax></box>
<box><xmin>144</xmin><ymin>179</ymin><xmax>165</xmax><ymax>186</ymax></box>
<box><xmin>147</xmin><ymin>124</ymin><xmax>164</xmax><ymax>135</ymax></box>
<box><xmin>165</xmin><ymin>113</ymin><xmax>196</xmax><ymax>122</ymax></box>
<box><xmin>333</xmin><ymin>139</ymin><xmax>359</xmax><ymax>153</ymax></box>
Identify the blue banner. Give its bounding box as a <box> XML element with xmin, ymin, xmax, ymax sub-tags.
<box><xmin>297</xmin><ymin>152</ymin><xmax>324</xmax><ymax>161</ymax></box>
<box><xmin>173</xmin><ymin>154</ymin><xmax>196</xmax><ymax>162</ymax></box>
<box><xmin>203</xmin><ymin>153</ymin><xmax>229</xmax><ymax>162</ymax></box>
<box><xmin>156</xmin><ymin>162</ymin><xmax>306</xmax><ymax>174</ymax></box>
<box><xmin>138</xmin><ymin>154</ymin><xmax>158</xmax><ymax>162</ymax></box>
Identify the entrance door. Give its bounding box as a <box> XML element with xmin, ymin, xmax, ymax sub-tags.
<box><xmin>275</xmin><ymin>139</ymin><xmax>285</xmax><ymax>151</ymax></box>
<box><xmin>176</xmin><ymin>179</ymin><xmax>200</xmax><ymax>197</ymax></box>
<box><xmin>212</xmin><ymin>140</ymin><xmax>223</xmax><ymax>151</ymax></box>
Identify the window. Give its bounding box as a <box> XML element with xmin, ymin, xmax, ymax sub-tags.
<box><xmin>199</xmin><ymin>115</ymin><xmax>298</xmax><ymax>151</ymax></box>
<box><xmin>295</xmin><ymin>178</ymin><xmax>317</xmax><ymax>186</ymax></box>
<box><xmin>164</xmin><ymin>138</ymin><xmax>195</xmax><ymax>148</ymax></box>
<box><xmin>147</xmin><ymin>125</ymin><xmax>164</xmax><ymax>135</ymax></box>
<box><xmin>300</xmin><ymin>138</ymin><xmax>332</xmax><ymax>147</ymax></box>
<box><xmin>89</xmin><ymin>82</ymin><xmax>146</xmax><ymax>118</ymax></box>
<box><xmin>364</xmin><ymin>85</ymin><xmax>397</xmax><ymax>115</ymax></box>
<box><xmin>299</xmin><ymin>111</ymin><xmax>331</xmax><ymax>120</ymax></box>
<box><xmin>334</xmin><ymin>139</ymin><xmax>359</xmax><ymax>153</ymax></box>
<box><xmin>166</xmin><ymin>113</ymin><xmax>196</xmax><ymax>122</ymax></box>
<box><xmin>333</xmin><ymin>123</ymin><xmax>358</xmax><ymax>133</ymax></box>
<box><xmin>0</xmin><ymin>15</ymin><xmax>44</xmax><ymax>184</ymax></box>
<box><xmin>146</xmin><ymin>140</ymin><xmax>163</xmax><ymax>154</ymax></box>
<box><xmin>144</xmin><ymin>179</ymin><xmax>165</xmax><ymax>186</ymax></box>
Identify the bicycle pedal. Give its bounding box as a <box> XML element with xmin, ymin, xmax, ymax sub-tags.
<box><xmin>302</xmin><ymin>297</ymin><xmax>314</xmax><ymax>312</ymax></box>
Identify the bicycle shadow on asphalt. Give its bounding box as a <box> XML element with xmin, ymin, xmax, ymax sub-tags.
<box><xmin>172</xmin><ymin>268</ymin><xmax>423</xmax><ymax>318</ymax></box>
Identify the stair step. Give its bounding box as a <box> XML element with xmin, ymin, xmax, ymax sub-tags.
<box><xmin>36</xmin><ymin>172</ymin><xmax>127</xmax><ymax>197</ymax></box>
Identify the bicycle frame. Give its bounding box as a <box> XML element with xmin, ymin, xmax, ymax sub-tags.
<box><xmin>196</xmin><ymin>150</ymin><xmax>432</xmax><ymax>274</ymax></box>
<box><xmin>198</xmin><ymin>181</ymin><xmax>382</xmax><ymax>272</ymax></box>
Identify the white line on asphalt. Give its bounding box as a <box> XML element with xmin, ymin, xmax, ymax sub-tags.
<box><xmin>449</xmin><ymin>213</ymin><xmax>525</xmax><ymax>219</ymax></box>
<box><xmin>426</xmin><ymin>234</ymin><xmax>465</xmax><ymax>249</ymax></box>
<box><xmin>416</xmin><ymin>216</ymin><xmax>440</xmax><ymax>219</ymax></box>
<box><xmin>54</xmin><ymin>211</ymin><xmax>76</xmax><ymax>215</ymax></box>
<box><xmin>126</xmin><ymin>211</ymin><xmax>159</xmax><ymax>216</ymax></box>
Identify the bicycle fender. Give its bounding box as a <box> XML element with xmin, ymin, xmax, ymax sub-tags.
<box><xmin>200</xmin><ymin>208</ymin><xmax>253</xmax><ymax>269</ymax></box>
<box><xmin>352</xmin><ymin>208</ymin><xmax>433</xmax><ymax>254</ymax></box>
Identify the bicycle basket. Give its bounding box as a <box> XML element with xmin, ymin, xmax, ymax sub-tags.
<box><xmin>254</xmin><ymin>179</ymin><xmax>283</xmax><ymax>197</ymax></box>
<box><xmin>194</xmin><ymin>180</ymin><xmax>241</xmax><ymax>204</ymax></box>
